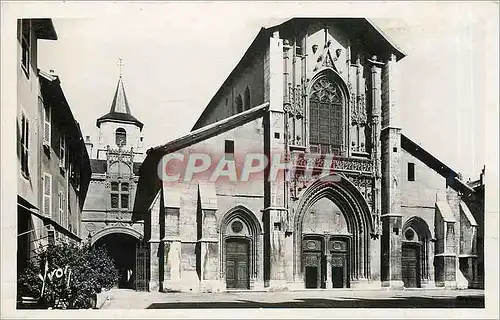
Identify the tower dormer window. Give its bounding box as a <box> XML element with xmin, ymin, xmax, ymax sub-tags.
<box><xmin>115</xmin><ymin>128</ymin><xmax>127</xmax><ymax>147</ymax></box>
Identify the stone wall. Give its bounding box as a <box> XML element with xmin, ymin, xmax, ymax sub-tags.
<box><xmin>194</xmin><ymin>51</ymin><xmax>266</xmax><ymax>129</ymax></box>
<box><xmin>159</xmin><ymin>117</ymin><xmax>266</xmax><ymax>293</ymax></box>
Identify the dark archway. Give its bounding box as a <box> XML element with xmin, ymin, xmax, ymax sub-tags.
<box><xmin>93</xmin><ymin>232</ymin><xmax>140</xmax><ymax>289</ymax></box>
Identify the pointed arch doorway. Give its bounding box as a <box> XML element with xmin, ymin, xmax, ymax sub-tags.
<box><xmin>293</xmin><ymin>174</ymin><xmax>374</xmax><ymax>289</ymax></box>
<box><xmin>301</xmin><ymin>198</ymin><xmax>352</xmax><ymax>289</ymax></box>
<box><xmin>401</xmin><ymin>217</ymin><xmax>432</xmax><ymax>288</ymax></box>
<box><xmin>220</xmin><ymin>206</ymin><xmax>263</xmax><ymax>290</ymax></box>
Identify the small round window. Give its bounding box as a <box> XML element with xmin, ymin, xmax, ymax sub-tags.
<box><xmin>405</xmin><ymin>228</ymin><xmax>415</xmax><ymax>241</ymax></box>
<box><xmin>231</xmin><ymin>221</ymin><xmax>243</xmax><ymax>233</ymax></box>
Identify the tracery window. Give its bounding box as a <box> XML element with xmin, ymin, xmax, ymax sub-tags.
<box><xmin>110</xmin><ymin>181</ymin><xmax>129</xmax><ymax>210</ymax></box>
<box><xmin>309</xmin><ymin>76</ymin><xmax>344</xmax><ymax>155</ymax></box>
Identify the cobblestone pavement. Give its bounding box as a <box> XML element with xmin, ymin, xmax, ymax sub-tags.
<box><xmin>100</xmin><ymin>288</ymin><xmax>485</xmax><ymax>309</ymax></box>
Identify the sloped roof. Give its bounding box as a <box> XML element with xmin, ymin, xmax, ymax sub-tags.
<box><xmin>32</xmin><ymin>19</ymin><xmax>58</xmax><ymax>40</ymax></box>
<box><xmin>90</xmin><ymin>159</ymin><xmax>142</xmax><ymax>176</ymax></box>
<box><xmin>436</xmin><ymin>201</ymin><xmax>456</xmax><ymax>223</ymax></box>
<box><xmin>266</xmin><ymin>18</ymin><xmax>406</xmax><ymax>60</ymax></box>
<box><xmin>401</xmin><ymin>134</ymin><xmax>475</xmax><ymax>195</ymax></box>
<box><xmin>460</xmin><ymin>201</ymin><xmax>478</xmax><ymax>227</ymax></box>
<box><xmin>38</xmin><ymin>69</ymin><xmax>91</xmax><ymax>206</ymax></box>
<box><xmin>133</xmin><ymin>102</ymin><xmax>270</xmax><ymax>217</ymax></box>
<box><xmin>149</xmin><ymin>102</ymin><xmax>270</xmax><ymax>154</ymax></box>
<box><xmin>97</xmin><ymin>77</ymin><xmax>143</xmax><ymax>129</ymax></box>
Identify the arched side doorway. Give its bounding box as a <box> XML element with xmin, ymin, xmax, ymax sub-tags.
<box><xmin>220</xmin><ymin>206</ymin><xmax>262</xmax><ymax>290</ymax></box>
<box><xmin>92</xmin><ymin>227</ymin><xmax>142</xmax><ymax>289</ymax></box>
<box><xmin>401</xmin><ymin>217</ymin><xmax>432</xmax><ymax>288</ymax></box>
<box><xmin>294</xmin><ymin>174</ymin><xmax>373</xmax><ymax>289</ymax></box>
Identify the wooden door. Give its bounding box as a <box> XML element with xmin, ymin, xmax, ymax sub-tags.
<box><xmin>304</xmin><ymin>253</ymin><xmax>322</xmax><ymax>288</ymax></box>
<box><xmin>331</xmin><ymin>254</ymin><xmax>347</xmax><ymax>288</ymax></box>
<box><xmin>402</xmin><ymin>244</ymin><xmax>420</xmax><ymax>288</ymax></box>
<box><xmin>226</xmin><ymin>239</ymin><xmax>250</xmax><ymax>289</ymax></box>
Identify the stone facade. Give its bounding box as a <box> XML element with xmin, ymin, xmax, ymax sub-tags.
<box><xmin>134</xmin><ymin>18</ymin><xmax>484</xmax><ymax>292</ymax></box>
<box><xmin>82</xmin><ymin>76</ymin><xmax>146</xmax><ymax>288</ymax></box>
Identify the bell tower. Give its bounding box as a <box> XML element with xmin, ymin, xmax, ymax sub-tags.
<box><xmin>94</xmin><ymin>70</ymin><xmax>144</xmax><ymax>161</ymax></box>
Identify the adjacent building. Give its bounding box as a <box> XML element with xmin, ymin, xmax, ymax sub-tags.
<box><xmin>17</xmin><ymin>19</ymin><xmax>91</xmax><ymax>274</ymax></box>
<box><xmin>81</xmin><ymin>75</ymin><xmax>146</xmax><ymax>289</ymax></box>
<box><xmin>133</xmin><ymin>18</ymin><xmax>485</xmax><ymax>293</ymax></box>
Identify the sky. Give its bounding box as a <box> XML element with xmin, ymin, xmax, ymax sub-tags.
<box><xmin>35</xmin><ymin>1</ymin><xmax>498</xmax><ymax>181</ymax></box>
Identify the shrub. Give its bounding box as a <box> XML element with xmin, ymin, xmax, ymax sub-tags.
<box><xmin>17</xmin><ymin>242</ymin><xmax>119</xmax><ymax>309</ymax></box>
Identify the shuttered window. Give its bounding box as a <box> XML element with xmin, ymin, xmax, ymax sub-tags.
<box><xmin>20</xmin><ymin>19</ymin><xmax>31</xmax><ymax>77</ymax></box>
<box><xmin>43</xmin><ymin>173</ymin><xmax>52</xmax><ymax>216</ymax></box>
<box><xmin>20</xmin><ymin>113</ymin><xmax>29</xmax><ymax>176</ymax></box>
<box><xmin>58</xmin><ymin>191</ymin><xmax>65</xmax><ymax>225</ymax></box>
<box><xmin>43</xmin><ymin>103</ymin><xmax>51</xmax><ymax>146</ymax></box>
<box><xmin>309</xmin><ymin>76</ymin><xmax>344</xmax><ymax>155</ymax></box>
<box><xmin>59</xmin><ymin>133</ymin><xmax>66</xmax><ymax>168</ymax></box>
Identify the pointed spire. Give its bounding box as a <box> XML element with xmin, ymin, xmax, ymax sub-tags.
<box><xmin>96</xmin><ymin>60</ymin><xmax>143</xmax><ymax>129</ymax></box>
<box><xmin>109</xmin><ymin>77</ymin><xmax>131</xmax><ymax>114</ymax></box>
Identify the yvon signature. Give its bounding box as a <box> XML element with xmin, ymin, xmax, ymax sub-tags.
<box><xmin>38</xmin><ymin>261</ymin><xmax>72</xmax><ymax>297</ymax></box>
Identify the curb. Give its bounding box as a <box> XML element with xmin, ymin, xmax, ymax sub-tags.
<box><xmin>96</xmin><ymin>293</ymin><xmax>111</xmax><ymax>309</ymax></box>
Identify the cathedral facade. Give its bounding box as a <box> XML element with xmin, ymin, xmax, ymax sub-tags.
<box><xmin>133</xmin><ymin>18</ymin><xmax>484</xmax><ymax>293</ymax></box>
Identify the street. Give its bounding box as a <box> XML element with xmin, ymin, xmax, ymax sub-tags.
<box><xmin>100</xmin><ymin>289</ymin><xmax>485</xmax><ymax>309</ymax></box>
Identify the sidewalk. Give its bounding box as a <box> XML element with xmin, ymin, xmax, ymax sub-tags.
<box><xmin>100</xmin><ymin>288</ymin><xmax>485</xmax><ymax>309</ymax></box>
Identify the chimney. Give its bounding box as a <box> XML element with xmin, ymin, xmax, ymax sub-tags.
<box><xmin>85</xmin><ymin>135</ymin><xmax>93</xmax><ymax>159</ymax></box>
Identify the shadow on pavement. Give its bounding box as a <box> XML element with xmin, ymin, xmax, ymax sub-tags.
<box><xmin>146</xmin><ymin>296</ymin><xmax>484</xmax><ymax>309</ymax></box>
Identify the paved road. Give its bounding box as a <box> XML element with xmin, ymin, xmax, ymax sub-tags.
<box><xmin>100</xmin><ymin>289</ymin><xmax>484</xmax><ymax>309</ymax></box>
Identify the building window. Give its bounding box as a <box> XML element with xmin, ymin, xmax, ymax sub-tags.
<box><xmin>309</xmin><ymin>75</ymin><xmax>344</xmax><ymax>155</ymax></box>
<box><xmin>43</xmin><ymin>103</ymin><xmax>51</xmax><ymax>147</ymax></box>
<box><xmin>59</xmin><ymin>133</ymin><xmax>66</xmax><ymax>169</ymax></box>
<box><xmin>110</xmin><ymin>181</ymin><xmax>130</xmax><ymax>210</ymax></box>
<box><xmin>58</xmin><ymin>191</ymin><xmax>65</xmax><ymax>226</ymax></box>
<box><xmin>20</xmin><ymin>113</ymin><xmax>29</xmax><ymax>177</ymax></box>
<box><xmin>225</xmin><ymin>140</ymin><xmax>234</xmax><ymax>161</ymax></box>
<box><xmin>408</xmin><ymin>163</ymin><xmax>415</xmax><ymax>181</ymax></box>
<box><xmin>42</xmin><ymin>173</ymin><xmax>52</xmax><ymax>216</ymax></box>
<box><xmin>294</xmin><ymin>36</ymin><xmax>303</xmax><ymax>56</ymax></box>
<box><xmin>244</xmin><ymin>87</ymin><xmax>251</xmax><ymax>111</ymax></box>
<box><xmin>20</xmin><ymin>19</ymin><xmax>31</xmax><ymax>78</ymax></box>
<box><xmin>115</xmin><ymin>128</ymin><xmax>127</xmax><ymax>147</ymax></box>
<box><xmin>235</xmin><ymin>95</ymin><xmax>243</xmax><ymax>114</ymax></box>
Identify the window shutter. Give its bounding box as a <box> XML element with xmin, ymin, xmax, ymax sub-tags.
<box><xmin>43</xmin><ymin>106</ymin><xmax>51</xmax><ymax>146</ymax></box>
<box><xmin>20</xmin><ymin>115</ymin><xmax>29</xmax><ymax>175</ymax></box>
<box><xmin>43</xmin><ymin>173</ymin><xmax>52</xmax><ymax>216</ymax></box>
<box><xmin>25</xmin><ymin>118</ymin><xmax>29</xmax><ymax>167</ymax></box>
<box><xmin>59</xmin><ymin>135</ymin><xmax>65</xmax><ymax>168</ymax></box>
<box><xmin>58</xmin><ymin>191</ymin><xmax>65</xmax><ymax>224</ymax></box>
